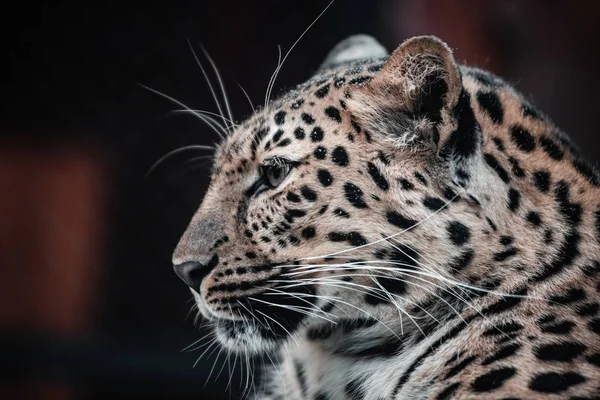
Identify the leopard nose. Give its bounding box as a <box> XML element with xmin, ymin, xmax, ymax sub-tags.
<box><xmin>173</xmin><ymin>255</ymin><xmax>219</xmax><ymax>291</ymax></box>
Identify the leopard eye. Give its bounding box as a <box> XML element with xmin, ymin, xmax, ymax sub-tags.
<box><xmin>263</xmin><ymin>163</ymin><xmax>292</xmax><ymax>188</ymax></box>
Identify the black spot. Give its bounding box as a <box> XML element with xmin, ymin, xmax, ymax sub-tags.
<box><xmin>550</xmin><ymin>287</ymin><xmax>586</xmax><ymax>304</ymax></box>
<box><xmin>482</xmin><ymin>286</ymin><xmax>527</xmax><ymax>315</ymax></box>
<box><xmin>293</xmin><ymin>359</ymin><xmax>308</xmax><ymax>396</ymax></box>
<box><xmin>586</xmin><ymin>353</ymin><xmax>600</xmax><ymax>367</ymax></box>
<box><xmin>539</xmin><ymin>136</ymin><xmax>564</xmax><ymax>160</ymax></box>
<box><xmin>351</xmin><ymin>119</ymin><xmax>361</xmax><ymax>133</ymax></box>
<box><xmin>371</xmin><ymin>275</ymin><xmax>407</xmax><ymax>297</ymax></box>
<box><xmin>344</xmin><ymin>378</ymin><xmax>364</xmax><ymax>400</ymax></box>
<box><xmin>314</xmin><ymin>146</ymin><xmax>327</xmax><ymax>160</ymax></box>
<box><xmin>443</xmin><ymin>89</ymin><xmax>480</xmax><ymax>159</ymax></box>
<box><xmin>250</xmin><ymin>127</ymin><xmax>269</xmax><ymax>160</ymax></box>
<box><xmin>446</xmin><ymin>221</ymin><xmax>471</xmax><ymax>246</ymax></box>
<box><xmin>443</xmin><ymin>186</ymin><xmax>460</xmax><ymax>202</ymax></box>
<box><xmin>414</xmin><ymin>172</ymin><xmax>428</xmax><ymax>185</ymax></box>
<box><xmin>484</xmin><ymin>153</ymin><xmax>510</xmax><ymax>183</ymax></box>
<box><xmin>291</xmin><ymin>99</ymin><xmax>305</xmax><ymax>109</ymax></box>
<box><xmin>314</xmin><ymin>393</ymin><xmax>331</xmax><ymax>400</ymax></box>
<box><xmin>349</xmin><ymin>76</ymin><xmax>372</xmax><ymax>85</ymax></box>
<box><xmin>471</xmin><ymin>367</ymin><xmax>516</xmax><ymax>392</ymax></box>
<box><xmin>310</xmin><ymin>126</ymin><xmax>324</xmax><ymax>142</ymax></box>
<box><xmin>508</xmin><ymin>157</ymin><xmax>526</xmax><ymax>178</ymax></box>
<box><xmin>388</xmin><ymin>244</ymin><xmax>419</xmax><ymax>269</ymax></box>
<box><xmin>334</xmin><ymin>77</ymin><xmax>346</xmax><ymax>87</ymax></box>
<box><xmin>317</xmin><ymin>169</ymin><xmax>333</xmax><ymax>187</ymax></box>
<box><xmin>327</xmin><ymin>231</ymin><xmax>367</xmax><ymax>247</ymax></box>
<box><xmin>499</xmin><ymin>236</ymin><xmax>513</xmax><ymax>246</ymax></box>
<box><xmin>399</xmin><ymin>179</ymin><xmax>414</xmax><ymax>190</ymax></box>
<box><xmin>423</xmin><ymin>196</ymin><xmax>445</xmax><ymax>211</ymax></box>
<box><xmin>529</xmin><ymin>372</ymin><xmax>586</xmax><ymax>393</ymax></box>
<box><xmin>367</xmin><ymin>63</ymin><xmax>384</xmax><ymax>72</ymax></box>
<box><xmin>277</xmin><ymin>138</ymin><xmax>291</xmax><ymax>147</ymax></box>
<box><xmin>573</xmin><ymin>159</ymin><xmax>600</xmax><ymax>186</ymax></box>
<box><xmin>486</xmin><ymin>217</ymin><xmax>498</xmax><ymax>231</ymax></box>
<box><xmin>300</xmin><ymin>186</ymin><xmax>317</xmax><ymax>201</ymax></box>
<box><xmin>577</xmin><ymin>302</ymin><xmax>599</xmax><ymax>317</ymax></box>
<box><xmin>286</xmin><ymin>192</ymin><xmax>301</xmax><ymax>203</ymax></box>
<box><xmin>325</xmin><ymin>106</ymin><xmax>342</xmax><ymax>122</ymax></box>
<box><xmin>445</xmin><ymin>355</ymin><xmax>477</xmax><ymax>379</ymax></box>
<box><xmin>333</xmin><ymin>208</ymin><xmax>350</xmax><ymax>218</ymax></box>
<box><xmin>294</xmin><ymin>127</ymin><xmax>305</xmax><ymax>140</ymax></box>
<box><xmin>477</xmin><ymin>91</ymin><xmax>504</xmax><ymax>124</ymax></box>
<box><xmin>508</xmin><ymin>188</ymin><xmax>520</xmax><ymax>211</ymax></box>
<box><xmin>274</xmin><ymin>110</ymin><xmax>286</xmax><ymax>125</ymax></box>
<box><xmin>332</xmin><ymin>146</ymin><xmax>349</xmax><ymax>166</ymax></box>
<box><xmin>492</xmin><ymin>137</ymin><xmax>505</xmax><ymax>152</ymax></box>
<box><xmin>526</xmin><ymin>211</ymin><xmax>542</xmax><ymax>226</ymax></box>
<box><xmin>481</xmin><ymin>343</ymin><xmax>521</xmax><ymax>365</ymax></box>
<box><xmin>531</xmin><ymin>227</ymin><xmax>580</xmax><ymax>282</ymax></box>
<box><xmin>344</xmin><ymin>182</ymin><xmax>368</xmax><ymax>208</ymax></box>
<box><xmin>541</xmin><ymin>320</ymin><xmax>575</xmax><ymax>334</ymax></box>
<box><xmin>555</xmin><ymin>181</ymin><xmax>582</xmax><ymax>225</ymax></box>
<box><xmin>493</xmin><ymin>247</ymin><xmax>519</xmax><ymax>262</ymax></box>
<box><xmin>284</xmin><ymin>209</ymin><xmax>306</xmax><ymax>223</ymax></box>
<box><xmin>378</xmin><ymin>151</ymin><xmax>390</xmax><ymax>165</ymax></box>
<box><xmin>510</xmin><ymin>125</ymin><xmax>536</xmax><ymax>152</ymax></box>
<box><xmin>583</xmin><ymin>260</ymin><xmax>600</xmax><ymax>277</ymax></box>
<box><xmin>533</xmin><ymin>170</ymin><xmax>551</xmax><ymax>193</ymax></box>
<box><xmin>534</xmin><ymin>341</ymin><xmax>586</xmax><ymax>362</ymax></box>
<box><xmin>387</xmin><ymin>211</ymin><xmax>417</xmax><ymax>230</ymax></box>
<box><xmin>449</xmin><ymin>249</ymin><xmax>474</xmax><ymax>272</ymax></box>
<box><xmin>588</xmin><ymin>318</ymin><xmax>600</xmax><ymax>336</ymax></box>
<box><xmin>314</xmin><ymin>84</ymin><xmax>330</xmax><ymax>98</ymax></box>
<box><xmin>436</xmin><ymin>383</ymin><xmax>460</xmax><ymax>400</ymax></box>
<box><xmin>301</xmin><ymin>113</ymin><xmax>315</xmax><ymax>125</ymax></box>
<box><xmin>301</xmin><ymin>227</ymin><xmax>316</xmax><ymax>239</ymax></box>
<box><xmin>367</xmin><ymin>162</ymin><xmax>389</xmax><ymax>191</ymax></box>
<box><xmin>483</xmin><ymin>321</ymin><xmax>523</xmax><ymax>336</ymax></box>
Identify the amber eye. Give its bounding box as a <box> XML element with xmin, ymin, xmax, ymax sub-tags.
<box><xmin>263</xmin><ymin>162</ymin><xmax>292</xmax><ymax>188</ymax></box>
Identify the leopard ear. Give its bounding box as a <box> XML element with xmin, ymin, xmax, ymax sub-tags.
<box><xmin>318</xmin><ymin>35</ymin><xmax>388</xmax><ymax>71</ymax></box>
<box><xmin>347</xmin><ymin>36</ymin><xmax>463</xmax><ymax>149</ymax></box>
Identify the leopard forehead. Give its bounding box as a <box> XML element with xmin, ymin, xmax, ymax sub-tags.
<box><xmin>213</xmin><ymin>57</ymin><xmax>385</xmax><ymax>169</ymax></box>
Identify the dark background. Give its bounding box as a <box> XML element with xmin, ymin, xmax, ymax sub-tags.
<box><xmin>2</xmin><ymin>1</ymin><xmax>599</xmax><ymax>399</ymax></box>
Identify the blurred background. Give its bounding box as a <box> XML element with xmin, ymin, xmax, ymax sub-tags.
<box><xmin>2</xmin><ymin>0</ymin><xmax>599</xmax><ymax>398</ymax></box>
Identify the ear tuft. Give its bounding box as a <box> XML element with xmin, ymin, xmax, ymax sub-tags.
<box><xmin>347</xmin><ymin>36</ymin><xmax>462</xmax><ymax>148</ymax></box>
<box><xmin>319</xmin><ymin>34</ymin><xmax>388</xmax><ymax>71</ymax></box>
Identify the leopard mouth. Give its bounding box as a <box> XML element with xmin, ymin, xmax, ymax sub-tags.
<box><xmin>211</xmin><ymin>282</ymin><xmax>317</xmax><ymax>347</ymax></box>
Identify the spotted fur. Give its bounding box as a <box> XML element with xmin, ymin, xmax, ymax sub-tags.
<box><xmin>172</xmin><ymin>35</ymin><xmax>600</xmax><ymax>399</ymax></box>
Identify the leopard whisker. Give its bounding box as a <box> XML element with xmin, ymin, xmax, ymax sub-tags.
<box><xmin>248</xmin><ymin>296</ymin><xmax>337</xmax><ymax>324</ymax></box>
<box><xmin>139</xmin><ymin>83</ymin><xmax>227</xmax><ymax>139</ymax></box>
<box><xmin>200</xmin><ymin>45</ymin><xmax>236</xmax><ymax>131</ymax></box>
<box><xmin>298</xmin><ymin>189</ymin><xmax>463</xmax><ymax>261</ymax></box>
<box><xmin>186</xmin><ymin>38</ymin><xmax>231</xmax><ymax>134</ymax></box>
<box><xmin>264</xmin><ymin>0</ymin><xmax>335</xmax><ymax>108</ymax></box>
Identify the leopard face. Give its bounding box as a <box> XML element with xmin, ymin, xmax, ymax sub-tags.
<box><xmin>171</xmin><ymin>36</ymin><xmax>492</xmax><ymax>353</ymax></box>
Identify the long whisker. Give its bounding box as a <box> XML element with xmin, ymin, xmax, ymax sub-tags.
<box><xmin>169</xmin><ymin>109</ymin><xmax>238</xmax><ymax>128</ymax></box>
<box><xmin>186</xmin><ymin>38</ymin><xmax>230</xmax><ymax>132</ymax></box>
<box><xmin>248</xmin><ymin>296</ymin><xmax>337</xmax><ymax>324</ymax></box>
<box><xmin>201</xmin><ymin>45</ymin><xmax>236</xmax><ymax>130</ymax></box>
<box><xmin>299</xmin><ymin>189</ymin><xmax>463</xmax><ymax>261</ymax></box>
<box><xmin>139</xmin><ymin>83</ymin><xmax>227</xmax><ymax>139</ymax></box>
<box><xmin>145</xmin><ymin>144</ymin><xmax>214</xmax><ymax>178</ymax></box>
<box><xmin>264</xmin><ymin>0</ymin><xmax>335</xmax><ymax>108</ymax></box>
<box><xmin>237</xmin><ymin>82</ymin><xmax>256</xmax><ymax>114</ymax></box>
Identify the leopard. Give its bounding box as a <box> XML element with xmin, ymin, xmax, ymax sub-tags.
<box><xmin>170</xmin><ymin>34</ymin><xmax>600</xmax><ymax>399</ymax></box>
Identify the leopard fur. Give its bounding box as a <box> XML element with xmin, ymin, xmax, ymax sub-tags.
<box><xmin>172</xmin><ymin>35</ymin><xmax>600</xmax><ymax>399</ymax></box>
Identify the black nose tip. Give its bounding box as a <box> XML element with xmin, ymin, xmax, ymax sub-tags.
<box><xmin>173</xmin><ymin>261</ymin><xmax>207</xmax><ymax>291</ymax></box>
